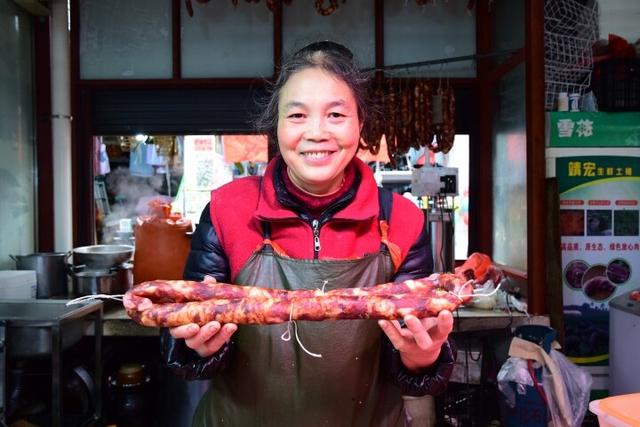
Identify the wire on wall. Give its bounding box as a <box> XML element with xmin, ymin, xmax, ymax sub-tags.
<box><xmin>361</xmin><ymin>48</ymin><xmax>522</xmax><ymax>74</ymax></box>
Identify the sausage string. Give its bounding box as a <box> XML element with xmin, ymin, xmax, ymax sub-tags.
<box><xmin>281</xmin><ymin>302</ymin><xmax>323</xmax><ymax>358</ymax></box>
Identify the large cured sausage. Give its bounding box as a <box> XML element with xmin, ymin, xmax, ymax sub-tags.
<box><xmin>123</xmin><ymin>253</ymin><xmax>500</xmax><ymax>328</ymax></box>
<box><xmin>124</xmin><ymin>277</ymin><xmax>472</xmax><ymax>327</ymax></box>
<box><xmin>125</xmin><ymin>271</ymin><xmax>467</xmax><ymax>304</ymax></box>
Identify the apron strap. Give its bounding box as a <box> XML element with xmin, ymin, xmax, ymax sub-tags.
<box><xmin>258</xmin><ymin>222</ymin><xmax>290</xmax><ymax>257</ymax></box>
<box><xmin>378</xmin><ymin>188</ymin><xmax>402</xmax><ymax>272</ymax></box>
<box><xmin>255</xmin><ymin>177</ymin><xmax>291</xmax><ymax>258</ymax></box>
<box><xmin>377</xmin><ymin>187</ymin><xmax>393</xmax><ymax>223</ymax></box>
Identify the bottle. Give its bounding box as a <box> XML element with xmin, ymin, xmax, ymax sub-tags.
<box><xmin>569</xmin><ymin>93</ymin><xmax>581</xmax><ymax>112</ymax></box>
<box><xmin>109</xmin><ymin>363</ymin><xmax>152</xmax><ymax>427</ymax></box>
<box><xmin>557</xmin><ymin>92</ymin><xmax>569</xmax><ymax>111</ymax></box>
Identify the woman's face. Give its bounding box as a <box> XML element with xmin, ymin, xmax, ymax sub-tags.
<box><xmin>277</xmin><ymin>67</ymin><xmax>361</xmax><ymax>195</ymax></box>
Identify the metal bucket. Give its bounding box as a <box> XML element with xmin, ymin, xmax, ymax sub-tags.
<box><xmin>10</xmin><ymin>252</ymin><xmax>68</xmax><ymax>298</ymax></box>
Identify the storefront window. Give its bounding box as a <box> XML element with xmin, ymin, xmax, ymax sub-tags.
<box><xmin>384</xmin><ymin>1</ymin><xmax>476</xmax><ymax>77</ymax></box>
<box><xmin>94</xmin><ymin>133</ymin><xmax>468</xmax><ymax>262</ymax></box>
<box><xmin>181</xmin><ymin>0</ymin><xmax>274</xmax><ymax>78</ymax></box>
<box><xmin>79</xmin><ymin>0</ymin><xmax>172</xmax><ymax>79</ymax></box>
<box><xmin>94</xmin><ymin>134</ymin><xmax>268</xmax><ymax>245</ymax></box>
<box><xmin>0</xmin><ymin>1</ymin><xmax>35</xmax><ymax>268</ymax></box>
<box><xmin>282</xmin><ymin>0</ymin><xmax>375</xmax><ymax>69</ymax></box>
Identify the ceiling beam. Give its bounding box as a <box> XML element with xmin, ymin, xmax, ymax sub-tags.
<box><xmin>13</xmin><ymin>0</ymin><xmax>50</xmax><ymax>16</ymax></box>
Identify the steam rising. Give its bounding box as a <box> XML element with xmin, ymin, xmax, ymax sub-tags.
<box><xmin>100</xmin><ymin>166</ymin><xmax>172</xmax><ymax>243</ymax></box>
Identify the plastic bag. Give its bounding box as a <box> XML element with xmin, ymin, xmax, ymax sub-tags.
<box><xmin>497</xmin><ymin>357</ymin><xmax>537</xmax><ymax>408</ymax></box>
<box><xmin>543</xmin><ymin>349</ymin><xmax>592</xmax><ymax>427</ymax></box>
<box><xmin>497</xmin><ymin>335</ymin><xmax>592</xmax><ymax>427</ymax></box>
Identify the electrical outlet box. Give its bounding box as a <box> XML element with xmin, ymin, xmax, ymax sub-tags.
<box><xmin>411</xmin><ymin>166</ymin><xmax>459</xmax><ymax>197</ymax></box>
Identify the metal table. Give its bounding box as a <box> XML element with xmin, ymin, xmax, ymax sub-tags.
<box><xmin>0</xmin><ymin>299</ymin><xmax>103</xmax><ymax>427</ymax></box>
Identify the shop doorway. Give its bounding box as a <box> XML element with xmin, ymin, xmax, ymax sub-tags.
<box><xmin>93</xmin><ymin>134</ymin><xmax>268</xmax><ymax>245</ymax></box>
<box><xmin>92</xmin><ymin>133</ymin><xmax>469</xmax><ymax>262</ymax></box>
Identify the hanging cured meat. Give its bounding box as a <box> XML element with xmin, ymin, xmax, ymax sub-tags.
<box><xmin>384</xmin><ymin>79</ymin><xmax>399</xmax><ymax>166</ymax></box>
<box><xmin>428</xmin><ymin>86</ymin><xmax>456</xmax><ymax>154</ymax></box>
<box><xmin>419</xmin><ymin>80</ymin><xmax>434</xmax><ymax>149</ymax></box>
<box><xmin>361</xmin><ymin>79</ymin><xmax>385</xmax><ymax>155</ymax></box>
<box><xmin>315</xmin><ymin>0</ymin><xmax>346</xmax><ymax>16</ymax></box>
<box><xmin>360</xmin><ymin>77</ymin><xmax>455</xmax><ymax>161</ymax></box>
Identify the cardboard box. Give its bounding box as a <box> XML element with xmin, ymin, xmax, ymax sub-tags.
<box><xmin>0</xmin><ymin>270</ymin><xmax>37</xmax><ymax>299</ymax></box>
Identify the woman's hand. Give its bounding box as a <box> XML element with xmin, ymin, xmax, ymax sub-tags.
<box><xmin>169</xmin><ymin>275</ymin><xmax>237</xmax><ymax>358</ymax></box>
<box><xmin>378</xmin><ymin>310</ymin><xmax>454</xmax><ymax>372</ymax></box>
<box><xmin>169</xmin><ymin>321</ymin><xmax>237</xmax><ymax>358</ymax></box>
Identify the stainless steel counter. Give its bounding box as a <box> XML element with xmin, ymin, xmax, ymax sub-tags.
<box><xmin>452</xmin><ymin>307</ymin><xmax>550</xmax><ymax>331</ymax></box>
<box><xmin>0</xmin><ymin>299</ymin><xmax>103</xmax><ymax>427</ymax></box>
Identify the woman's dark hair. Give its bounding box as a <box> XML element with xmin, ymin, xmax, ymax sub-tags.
<box><xmin>255</xmin><ymin>41</ymin><xmax>372</xmax><ymax>151</ymax></box>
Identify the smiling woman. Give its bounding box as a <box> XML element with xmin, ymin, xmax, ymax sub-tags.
<box><xmin>158</xmin><ymin>41</ymin><xmax>456</xmax><ymax>427</ymax></box>
<box><xmin>277</xmin><ymin>67</ymin><xmax>361</xmax><ymax>195</ymax></box>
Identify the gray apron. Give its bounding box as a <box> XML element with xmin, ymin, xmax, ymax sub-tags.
<box><xmin>193</xmin><ymin>216</ymin><xmax>429</xmax><ymax>426</ymax></box>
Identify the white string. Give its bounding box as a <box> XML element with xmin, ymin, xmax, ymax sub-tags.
<box><xmin>292</xmin><ymin>320</ymin><xmax>322</xmax><ymax>358</ymax></box>
<box><xmin>471</xmin><ymin>280</ymin><xmax>503</xmax><ymax>298</ymax></box>
<box><xmin>66</xmin><ymin>293</ymin><xmax>125</xmax><ymax>306</ymax></box>
<box><xmin>279</xmin><ymin>302</ymin><xmax>323</xmax><ymax>358</ymax></box>
<box><xmin>452</xmin><ymin>279</ymin><xmax>531</xmax><ymax>317</ymax></box>
<box><xmin>446</xmin><ymin>280</ymin><xmax>503</xmax><ymax>304</ymax></box>
<box><xmin>445</xmin><ymin>279</ymin><xmax>475</xmax><ymax>303</ymax></box>
<box><xmin>280</xmin><ymin>325</ymin><xmax>292</xmax><ymax>341</ymax></box>
<box><xmin>315</xmin><ymin>280</ymin><xmax>329</xmax><ymax>293</ymax></box>
<box><xmin>280</xmin><ymin>303</ymin><xmax>294</xmax><ymax>341</ymax></box>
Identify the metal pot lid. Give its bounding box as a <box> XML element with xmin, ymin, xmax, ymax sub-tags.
<box><xmin>73</xmin><ymin>244</ymin><xmax>134</xmax><ymax>254</ymax></box>
<box><xmin>12</xmin><ymin>252</ymin><xmax>67</xmax><ymax>257</ymax></box>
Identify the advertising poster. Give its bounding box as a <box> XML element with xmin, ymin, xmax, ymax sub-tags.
<box><xmin>557</xmin><ymin>155</ymin><xmax>640</xmax><ymax>372</ymax></box>
<box><xmin>549</xmin><ymin>111</ymin><xmax>640</xmax><ymax>148</ymax></box>
<box><xmin>178</xmin><ymin>136</ymin><xmax>233</xmax><ymax>223</ymax></box>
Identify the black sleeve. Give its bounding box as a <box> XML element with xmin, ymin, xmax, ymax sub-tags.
<box><xmin>183</xmin><ymin>203</ymin><xmax>231</xmax><ymax>283</ymax></box>
<box><xmin>159</xmin><ymin>203</ymin><xmax>235</xmax><ymax>380</ymax></box>
<box><xmin>381</xmin><ymin>337</ymin><xmax>456</xmax><ymax>396</ymax></box>
<box><xmin>393</xmin><ymin>224</ymin><xmax>434</xmax><ymax>282</ymax></box>
<box><xmin>382</xmin><ymin>220</ymin><xmax>456</xmax><ymax>396</ymax></box>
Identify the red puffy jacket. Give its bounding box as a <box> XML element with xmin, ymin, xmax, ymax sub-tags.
<box><xmin>206</xmin><ymin>156</ymin><xmax>431</xmax><ymax>281</ymax></box>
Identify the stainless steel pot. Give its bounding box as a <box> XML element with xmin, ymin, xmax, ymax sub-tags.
<box><xmin>70</xmin><ymin>244</ymin><xmax>134</xmax><ymax>269</ymax></box>
<box><xmin>72</xmin><ymin>269</ymin><xmax>118</xmax><ymax>296</ymax></box>
<box><xmin>114</xmin><ymin>262</ymin><xmax>134</xmax><ymax>292</ymax></box>
<box><xmin>10</xmin><ymin>252</ymin><xmax>68</xmax><ymax>298</ymax></box>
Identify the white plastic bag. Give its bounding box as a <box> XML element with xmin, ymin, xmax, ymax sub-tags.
<box><xmin>498</xmin><ymin>336</ymin><xmax>592</xmax><ymax>427</ymax></box>
<box><xmin>542</xmin><ymin>349</ymin><xmax>592</xmax><ymax>427</ymax></box>
<box><xmin>497</xmin><ymin>357</ymin><xmax>535</xmax><ymax>408</ymax></box>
